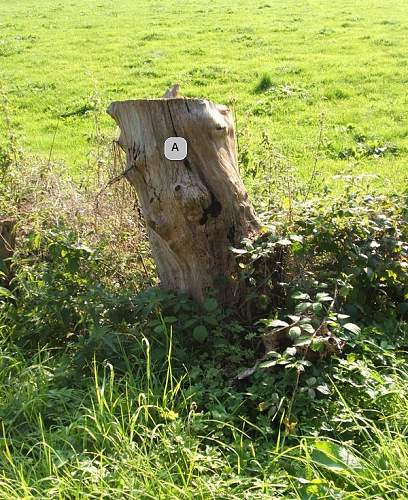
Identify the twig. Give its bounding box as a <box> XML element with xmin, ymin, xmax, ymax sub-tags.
<box><xmin>94</xmin><ymin>141</ymin><xmax>136</xmax><ymax>208</ymax></box>
<box><xmin>47</xmin><ymin>117</ymin><xmax>60</xmax><ymax>167</ymax></box>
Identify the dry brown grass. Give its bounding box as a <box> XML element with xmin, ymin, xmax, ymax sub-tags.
<box><xmin>0</xmin><ymin>141</ymin><xmax>155</xmax><ymax>289</ymax></box>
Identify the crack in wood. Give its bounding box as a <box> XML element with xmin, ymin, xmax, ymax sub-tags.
<box><xmin>227</xmin><ymin>224</ymin><xmax>236</xmax><ymax>244</ymax></box>
<box><xmin>166</xmin><ymin>101</ymin><xmax>178</xmax><ymax>137</ymax></box>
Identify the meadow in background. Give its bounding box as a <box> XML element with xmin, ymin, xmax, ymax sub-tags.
<box><xmin>0</xmin><ymin>0</ymin><xmax>407</xmax><ymax>498</ymax></box>
<box><xmin>0</xmin><ymin>0</ymin><xmax>407</xmax><ymax>189</ymax></box>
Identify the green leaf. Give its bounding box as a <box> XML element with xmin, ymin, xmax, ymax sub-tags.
<box><xmin>312</xmin><ymin>302</ymin><xmax>323</xmax><ymax>314</ymax></box>
<box><xmin>265</xmin><ymin>350</ymin><xmax>280</xmax><ymax>358</ymax></box>
<box><xmin>291</xmin><ymin>291</ymin><xmax>310</xmax><ymax>300</ymax></box>
<box><xmin>277</xmin><ymin>238</ymin><xmax>292</xmax><ymax>246</ymax></box>
<box><xmin>364</xmin><ymin>266</ymin><xmax>374</xmax><ymax>280</ymax></box>
<box><xmin>287</xmin><ymin>314</ymin><xmax>300</xmax><ymax>322</ymax></box>
<box><xmin>163</xmin><ymin>316</ymin><xmax>178</xmax><ymax>324</ymax></box>
<box><xmin>301</xmin><ymin>323</ymin><xmax>315</xmax><ymax>334</ymax></box>
<box><xmin>285</xmin><ymin>346</ymin><xmax>297</xmax><ymax>356</ymax></box>
<box><xmin>311</xmin><ymin>339</ymin><xmax>325</xmax><ymax>352</ymax></box>
<box><xmin>193</xmin><ymin>325</ymin><xmax>209</xmax><ymax>342</ymax></box>
<box><xmin>316</xmin><ymin>292</ymin><xmax>333</xmax><ymax>302</ymax></box>
<box><xmin>316</xmin><ymin>384</ymin><xmax>331</xmax><ymax>395</ymax></box>
<box><xmin>230</xmin><ymin>247</ymin><xmax>247</xmax><ymax>254</ymax></box>
<box><xmin>289</xmin><ymin>326</ymin><xmax>301</xmax><ymax>338</ymax></box>
<box><xmin>294</xmin><ymin>336</ymin><xmax>312</xmax><ymax>347</ymax></box>
<box><xmin>184</xmin><ymin>318</ymin><xmax>198</xmax><ymax>328</ymax></box>
<box><xmin>0</xmin><ymin>287</ymin><xmax>14</xmax><ymax>299</ymax></box>
<box><xmin>269</xmin><ymin>319</ymin><xmax>289</xmax><ymax>328</ymax></box>
<box><xmin>312</xmin><ymin>440</ymin><xmax>362</xmax><ymax>472</ymax></box>
<box><xmin>153</xmin><ymin>324</ymin><xmax>166</xmax><ymax>334</ymax></box>
<box><xmin>308</xmin><ymin>388</ymin><xmax>316</xmax><ymax>399</ymax></box>
<box><xmin>259</xmin><ymin>359</ymin><xmax>278</xmax><ymax>369</ymax></box>
<box><xmin>203</xmin><ymin>298</ymin><xmax>218</xmax><ymax>312</ymax></box>
<box><xmin>296</xmin><ymin>302</ymin><xmax>312</xmax><ymax>313</ymax></box>
<box><xmin>343</xmin><ymin>323</ymin><xmax>361</xmax><ymax>335</ymax></box>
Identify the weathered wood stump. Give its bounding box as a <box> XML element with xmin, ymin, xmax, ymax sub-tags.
<box><xmin>107</xmin><ymin>92</ymin><xmax>259</xmax><ymax>305</ymax></box>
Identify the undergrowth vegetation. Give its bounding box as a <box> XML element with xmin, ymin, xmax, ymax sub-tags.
<box><xmin>0</xmin><ymin>131</ymin><xmax>407</xmax><ymax>497</ymax></box>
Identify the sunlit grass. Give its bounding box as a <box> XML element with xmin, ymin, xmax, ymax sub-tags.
<box><xmin>0</xmin><ymin>324</ymin><xmax>407</xmax><ymax>498</ymax></box>
<box><xmin>0</xmin><ymin>0</ymin><xmax>407</xmax><ymax>191</ymax></box>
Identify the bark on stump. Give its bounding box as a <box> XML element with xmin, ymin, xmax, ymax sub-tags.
<box><xmin>107</xmin><ymin>95</ymin><xmax>259</xmax><ymax>305</ymax></box>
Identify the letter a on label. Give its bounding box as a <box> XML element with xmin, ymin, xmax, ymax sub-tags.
<box><xmin>164</xmin><ymin>137</ymin><xmax>187</xmax><ymax>160</ymax></box>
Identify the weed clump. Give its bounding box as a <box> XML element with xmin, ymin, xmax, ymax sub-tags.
<box><xmin>254</xmin><ymin>73</ymin><xmax>274</xmax><ymax>93</ymax></box>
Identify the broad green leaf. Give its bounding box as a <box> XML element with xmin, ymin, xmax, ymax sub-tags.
<box><xmin>193</xmin><ymin>325</ymin><xmax>209</xmax><ymax>342</ymax></box>
<box><xmin>289</xmin><ymin>326</ymin><xmax>301</xmax><ymax>338</ymax></box>
<box><xmin>259</xmin><ymin>359</ymin><xmax>278</xmax><ymax>369</ymax></box>
<box><xmin>316</xmin><ymin>292</ymin><xmax>333</xmax><ymax>302</ymax></box>
<box><xmin>269</xmin><ymin>319</ymin><xmax>289</xmax><ymax>328</ymax></box>
<box><xmin>294</xmin><ymin>336</ymin><xmax>312</xmax><ymax>347</ymax></box>
<box><xmin>301</xmin><ymin>323</ymin><xmax>315</xmax><ymax>334</ymax></box>
<box><xmin>311</xmin><ymin>339</ymin><xmax>325</xmax><ymax>352</ymax></box>
<box><xmin>312</xmin><ymin>440</ymin><xmax>362</xmax><ymax>472</ymax></box>
<box><xmin>308</xmin><ymin>388</ymin><xmax>316</xmax><ymax>399</ymax></box>
<box><xmin>230</xmin><ymin>247</ymin><xmax>247</xmax><ymax>254</ymax></box>
<box><xmin>163</xmin><ymin>316</ymin><xmax>178</xmax><ymax>324</ymax></box>
<box><xmin>291</xmin><ymin>291</ymin><xmax>310</xmax><ymax>300</ymax></box>
<box><xmin>316</xmin><ymin>384</ymin><xmax>331</xmax><ymax>395</ymax></box>
<box><xmin>343</xmin><ymin>323</ymin><xmax>361</xmax><ymax>335</ymax></box>
<box><xmin>296</xmin><ymin>302</ymin><xmax>312</xmax><ymax>313</ymax></box>
<box><xmin>265</xmin><ymin>351</ymin><xmax>280</xmax><ymax>358</ymax></box>
<box><xmin>312</xmin><ymin>302</ymin><xmax>323</xmax><ymax>313</ymax></box>
<box><xmin>287</xmin><ymin>314</ymin><xmax>300</xmax><ymax>322</ymax></box>
<box><xmin>203</xmin><ymin>298</ymin><xmax>218</xmax><ymax>312</ymax></box>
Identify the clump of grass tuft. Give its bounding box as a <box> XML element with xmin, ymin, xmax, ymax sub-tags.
<box><xmin>254</xmin><ymin>73</ymin><xmax>274</xmax><ymax>93</ymax></box>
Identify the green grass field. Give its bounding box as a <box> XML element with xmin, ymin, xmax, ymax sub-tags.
<box><xmin>1</xmin><ymin>1</ymin><xmax>408</xmax><ymax>498</ymax></box>
<box><xmin>1</xmin><ymin>0</ymin><xmax>407</xmax><ymax>188</ymax></box>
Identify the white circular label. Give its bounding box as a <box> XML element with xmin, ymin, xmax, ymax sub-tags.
<box><xmin>164</xmin><ymin>137</ymin><xmax>187</xmax><ymax>160</ymax></box>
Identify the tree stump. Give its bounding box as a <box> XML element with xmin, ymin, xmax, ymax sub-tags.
<box><xmin>107</xmin><ymin>92</ymin><xmax>259</xmax><ymax>305</ymax></box>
